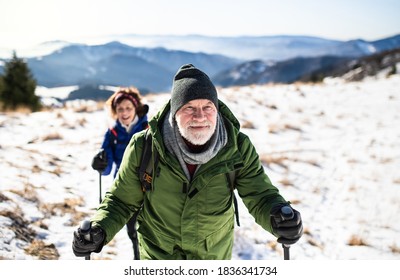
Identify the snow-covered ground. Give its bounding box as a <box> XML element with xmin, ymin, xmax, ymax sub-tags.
<box><xmin>1</xmin><ymin>74</ymin><xmax>399</xmax><ymax>261</ymax></box>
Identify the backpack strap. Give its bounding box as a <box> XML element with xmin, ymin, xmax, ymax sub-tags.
<box><xmin>138</xmin><ymin>129</ymin><xmax>158</xmax><ymax>192</ymax></box>
<box><xmin>109</xmin><ymin>128</ymin><xmax>118</xmax><ymax>148</ymax></box>
<box><xmin>110</xmin><ymin>128</ymin><xmax>118</xmax><ymax>138</ymax></box>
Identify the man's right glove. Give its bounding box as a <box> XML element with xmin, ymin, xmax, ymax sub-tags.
<box><xmin>91</xmin><ymin>149</ymin><xmax>108</xmax><ymax>172</ymax></box>
<box><xmin>270</xmin><ymin>204</ymin><xmax>303</xmax><ymax>245</ymax></box>
<box><xmin>72</xmin><ymin>223</ymin><xmax>106</xmax><ymax>257</ymax></box>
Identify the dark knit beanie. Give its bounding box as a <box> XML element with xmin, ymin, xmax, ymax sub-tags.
<box><xmin>170</xmin><ymin>64</ymin><xmax>218</xmax><ymax>118</ymax></box>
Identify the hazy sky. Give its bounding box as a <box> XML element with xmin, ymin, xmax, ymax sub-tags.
<box><xmin>1</xmin><ymin>0</ymin><xmax>399</xmax><ymax>48</ymax></box>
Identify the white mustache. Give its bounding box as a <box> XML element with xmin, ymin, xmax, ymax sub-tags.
<box><xmin>187</xmin><ymin>121</ymin><xmax>211</xmax><ymax>127</ymax></box>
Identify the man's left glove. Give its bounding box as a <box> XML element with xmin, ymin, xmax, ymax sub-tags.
<box><xmin>72</xmin><ymin>224</ymin><xmax>106</xmax><ymax>257</ymax></box>
<box><xmin>270</xmin><ymin>204</ymin><xmax>303</xmax><ymax>245</ymax></box>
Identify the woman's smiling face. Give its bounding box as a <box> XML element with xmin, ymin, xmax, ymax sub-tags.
<box><xmin>116</xmin><ymin>99</ymin><xmax>136</xmax><ymax>126</ymax></box>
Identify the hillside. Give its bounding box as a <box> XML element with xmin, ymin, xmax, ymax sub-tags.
<box><xmin>301</xmin><ymin>48</ymin><xmax>400</xmax><ymax>82</ymax></box>
<box><xmin>1</xmin><ymin>72</ymin><xmax>399</xmax><ymax>261</ymax></box>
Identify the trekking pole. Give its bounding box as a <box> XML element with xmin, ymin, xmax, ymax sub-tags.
<box><xmin>131</xmin><ymin>210</ymin><xmax>141</xmax><ymax>260</ymax></box>
<box><xmin>280</xmin><ymin>206</ymin><xmax>294</xmax><ymax>260</ymax></box>
<box><xmin>92</xmin><ymin>149</ymin><xmax>106</xmax><ymax>204</ymax></box>
<box><xmin>98</xmin><ymin>171</ymin><xmax>102</xmax><ymax>204</ymax></box>
<box><xmin>80</xmin><ymin>220</ymin><xmax>92</xmax><ymax>260</ymax></box>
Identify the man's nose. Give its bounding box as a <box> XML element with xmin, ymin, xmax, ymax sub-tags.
<box><xmin>193</xmin><ymin>109</ymin><xmax>206</xmax><ymax>119</ymax></box>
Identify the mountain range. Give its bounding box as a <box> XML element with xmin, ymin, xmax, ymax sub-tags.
<box><xmin>0</xmin><ymin>34</ymin><xmax>399</xmax><ymax>95</ymax></box>
<box><xmin>214</xmin><ymin>48</ymin><xmax>400</xmax><ymax>86</ymax></box>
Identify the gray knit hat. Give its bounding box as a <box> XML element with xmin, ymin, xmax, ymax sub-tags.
<box><xmin>170</xmin><ymin>64</ymin><xmax>218</xmax><ymax>118</ymax></box>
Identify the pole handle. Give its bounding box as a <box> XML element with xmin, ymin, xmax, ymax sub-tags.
<box><xmin>280</xmin><ymin>206</ymin><xmax>293</xmax><ymax>260</ymax></box>
<box><xmin>80</xmin><ymin>220</ymin><xmax>92</xmax><ymax>260</ymax></box>
<box><xmin>280</xmin><ymin>206</ymin><xmax>294</xmax><ymax>221</ymax></box>
<box><xmin>80</xmin><ymin>220</ymin><xmax>92</xmax><ymax>240</ymax></box>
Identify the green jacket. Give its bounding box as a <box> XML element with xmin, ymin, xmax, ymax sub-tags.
<box><xmin>92</xmin><ymin>100</ymin><xmax>287</xmax><ymax>259</ymax></box>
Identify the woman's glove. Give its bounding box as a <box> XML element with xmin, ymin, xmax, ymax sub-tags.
<box><xmin>91</xmin><ymin>149</ymin><xmax>108</xmax><ymax>172</ymax></box>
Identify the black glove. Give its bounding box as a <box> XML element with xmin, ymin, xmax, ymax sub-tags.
<box><xmin>270</xmin><ymin>204</ymin><xmax>303</xmax><ymax>245</ymax></box>
<box><xmin>72</xmin><ymin>223</ymin><xmax>106</xmax><ymax>257</ymax></box>
<box><xmin>91</xmin><ymin>149</ymin><xmax>107</xmax><ymax>172</ymax></box>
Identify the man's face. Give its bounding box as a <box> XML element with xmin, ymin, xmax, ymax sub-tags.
<box><xmin>175</xmin><ymin>99</ymin><xmax>217</xmax><ymax>145</ymax></box>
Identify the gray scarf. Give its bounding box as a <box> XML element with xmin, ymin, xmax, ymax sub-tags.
<box><xmin>163</xmin><ymin>111</ymin><xmax>228</xmax><ymax>179</ymax></box>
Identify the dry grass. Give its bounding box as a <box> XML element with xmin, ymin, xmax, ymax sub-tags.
<box><xmin>288</xmin><ymin>199</ymin><xmax>301</xmax><ymax>205</ymax></box>
<box><xmin>0</xmin><ymin>105</ymin><xmax>33</xmax><ymax>114</ymax></box>
<box><xmin>260</xmin><ymin>151</ymin><xmax>321</xmax><ymax>170</ymax></box>
<box><xmin>0</xmin><ymin>186</ymin><xmax>85</xmax><ymax>259</ymax></box>
<box><xmin>268</xmin><ymin>123</ymin><xmax>302</xmax><ymax>134</ymax></box>
<box><xmin>278</xmin><ymin>178</ymin><xmax>293</xmax><ymax>186</ymax></box>
<box><xmin>241</xmin><ymin>120</ymin><xmax>255</xmax><ymax>129</ymax></box>
<box><xmin>32</xmin><ymin>164</ymin><xmax>42</xmax><ymax>173</ymax></box>
<box><xmin>70</xmin><ymin>103</ymin><xmax>100</xmax><ymax>113</ymax></box>
<box><xmin>348</xmin><ymin>235</ymin><xmax>369</xmax><ymax>246</ymax></box>
<box><xmin>9</xmin><ymin>184</ymin><xmax>39</xmax><ymax>203</ymax></box>
<box><xmin>61</xmin><ymin>117</ymin><xmax>87</xmax><ymax>129</ymax></box>
<box><xmin>39</xmin><ymin>197</ymin><xmax>87</xmax><ymax>226</ymax></box>
<box><xmin>49</xmin><ymin>166</ymin><xmax>63</xmax><ymax>176</ymax></box>
<box><xmin>0</xmin><ymin>209</ymin><xmax>36</xmax><ymax>243</ymax></box>
<box><xmin>24</xmin><ymin>239</ymin><xmax>60</xmax><ymax>260</ymax></box>
<box><xmin>307</xmin><ymin>237</ymin><xmax>324</xmax><ymax>249</ymax></box>
<box><xmin>42</xmin><ymin>132</ymin><xmax>63</xmax><ymax>141</ymax></box>
<box><xmin>301</xmin><ymin>228</ymin><xmax>324</xmax><ymax>249</ymax></box>
<box><xmin>389</xmin><ymin>243</ymin><xmax>400</xmax><ymax>254</ymax></box>
<box><xmin>0</xmin><ymin>192</ymin><xmax>10</xmax><ymax>202</ymax></box>
<box><xmin>267</xmin><ymin>240</ymin><xmax>278</xmax><ymax>251</ymax></box>
<box><xmin>260</xmin><ymin>154</ymin><xmax>289</xmax><ymax>169</ymax></box>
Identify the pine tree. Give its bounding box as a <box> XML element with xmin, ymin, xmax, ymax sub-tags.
<box><xmin>0</xmin><ymin>51</ymin><xmax>41</xmax><ymax>111</ymax></box>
